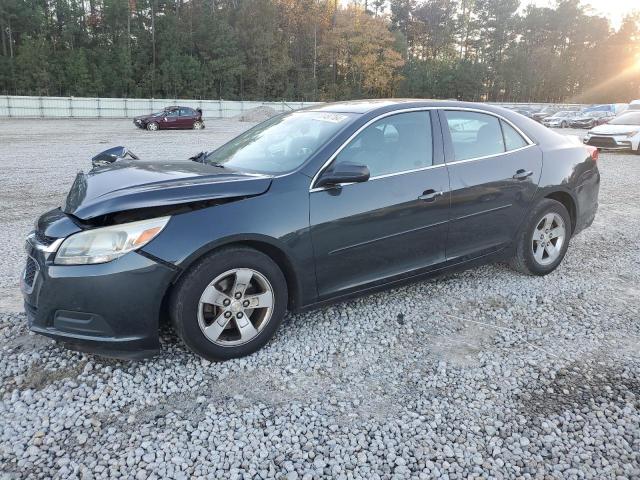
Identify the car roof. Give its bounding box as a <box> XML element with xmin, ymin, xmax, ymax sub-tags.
<box><xmin>306</xmin><ymin>99</ymin><xmax>518</xmax><ymax>115</ymax></box>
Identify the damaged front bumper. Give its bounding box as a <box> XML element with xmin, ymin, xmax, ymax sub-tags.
<box><xmin>21</xmin><ymin>231</ymin><xmax>177</xmax><ymax>359</ymax></box>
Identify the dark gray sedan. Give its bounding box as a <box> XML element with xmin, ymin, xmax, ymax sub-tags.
<box><xmin>22</xmin><ymin>100</ymin><xmax>600</xmax><ymax>361</ymax></box>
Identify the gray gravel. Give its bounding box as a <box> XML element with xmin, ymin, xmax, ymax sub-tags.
<box><xmin>1</xmin><ymin>119</ymin><xmax>639</xmax><ymax>479</ymax></box>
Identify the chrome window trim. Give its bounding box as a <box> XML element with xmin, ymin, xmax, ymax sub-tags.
<box><xmin>309</xmin><ymin>106</ymin><xmax>537</xmax><ymax>191</ymax></box>
<box><xmin>309</xmin><ymin>163</ymin><xmax>446</xmax><ymax>193</ymax></box>
<box><xmin>442</xmin><ymin>144</ymin><xmax>535</xmax><ymax>166</ymax></box>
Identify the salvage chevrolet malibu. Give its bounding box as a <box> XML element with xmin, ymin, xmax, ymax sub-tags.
<box><xmin>22</xmin><ymin>100</ymin><xmax>600</xmax><ymax>361</ymax></box>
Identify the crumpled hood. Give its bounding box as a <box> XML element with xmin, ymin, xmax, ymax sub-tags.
<box><xmin>589</xmin><ymin>124</ymin><xmax>639</xmax><ymax>135</ymax></box>
<box><xmin>134</xmin><ymin>114</ymin><xmax>155</xmax><ymax>121</ymax></box>
<box><xmin>63</xmin><ymin>160</ymin><xmax>272</xmax><ymax>220</ymax></box>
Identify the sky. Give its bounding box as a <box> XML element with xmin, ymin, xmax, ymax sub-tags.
<box><xmin>523</xmin><ymin>0</ymin><xmax>638</xmax><ymax>29</ymax></box>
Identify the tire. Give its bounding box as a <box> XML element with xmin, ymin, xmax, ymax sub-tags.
<box><xmin>561</xmin><ymin>121</ymin><xmax>567</xmax><ymax>128</ymax></box>
<box><xmin>170</xmin><ymin>247</ymin><xmax>288</xmax><ymax>361</ymax></box>
<box><xmin>193</xmin><ymin>120</ymin><xmax>204</xmax><ymax>130</ymax></box>
<box><xmin>147</xmin><ymin>122</ymin><xmax>159</xmax><ymax>131</ymax></box>
<box><xmin>509</xmin><ymin>199</ymin><xmax>572</xmax><ymax>276</ymax></box>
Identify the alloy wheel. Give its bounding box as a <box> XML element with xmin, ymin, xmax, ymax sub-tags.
<box><xmin>197</xmin><ymin>268</ymin><xmax>274</xmax><ymax>346</ymax></box>
<box><xmin>193</xmin><ymin>121</ymin><xmax>204</xmax><ymax>129</ymax></box>
<box><xmin>531</xmin><ymin>212</ymin><xmax>566</xmax><ymax>266</ymax></box>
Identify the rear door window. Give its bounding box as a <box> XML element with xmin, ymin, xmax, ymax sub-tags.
<box><xmin>444</xmin><ymin>111</ymin><xmax>505</xmax><ymax>161</ymax></box>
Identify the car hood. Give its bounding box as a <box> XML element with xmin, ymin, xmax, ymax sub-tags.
<box><xmin>589</xmin><ymin>124</ymin><xmax>639</xmax><ymax>135</ymax></box>
<box><xmin>134</xmin><ymin>114</ymin><xmax>157</xmax><ymax>121</ymax></box>
<box><xmin>63</xmin><ymin>160</ymin><xmax>273</xmax><ymax>220</ymax></box>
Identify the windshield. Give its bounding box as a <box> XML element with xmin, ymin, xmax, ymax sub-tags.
<box><xmin>205</xmin><ymin>111</ymin><xmax>356</xmax><ymax>173</ymax></box>
<box><xmin>151</xmin><ymin>111</ymin><xmax>166</xmax><ymax>117</ymax></box>
<box><xmin>609</xmin><ymin>112</ymin><xmax>640</xmax><ymax>125</ymax></box>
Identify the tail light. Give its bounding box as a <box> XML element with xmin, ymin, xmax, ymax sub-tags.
<box><xmin>586</xmin><ymin>146</ymin><xmax>599</xmax><ymax>163</ymax></box>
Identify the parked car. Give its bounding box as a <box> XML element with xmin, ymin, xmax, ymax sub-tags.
<box><xmin>133</xmin><ymin>106</ymin><xmax>204</xmax><ymax>131</ymax></box>
<box><xmin>569</xmin><ymin>111</ymin><xmax>614</xmax><ymax>129</ymax></box>
<box><xmin>531</xmin><ymin>106</ymin><xmax>561</xmax><ymax>123</ymax></box>
<box><xmin>22</xmin><ymin>100</ymin><xmax>600</xmax><ymax>361</ymax></box>
<box><xmin>628</xmin><ymin>100</ymin><xmax>640</xmax><ymax>111</ymax></box>
<box><xmin>542</xmin><ymin>111</ymin><xmax>580</xmax><ymax>128</ymax></box>
<box><xmin>511</xmin><ymin>108</ymin><xmax>537</xmax><ymax>118</ymax></box>
<box><xmin>583</xmin><ymin>110</ymin><xmax>640</xmax><ymax>153</ymax></box>
<box><xmin>583</xmin><ymin>103</ymin><xmax>629</xmax><ymax>115</ymax></box>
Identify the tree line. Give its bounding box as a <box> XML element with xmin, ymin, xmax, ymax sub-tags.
<box><xmin>1</xmin><ymin>0</ymin><xmax>639</xmax><ymax>103</ymax></box>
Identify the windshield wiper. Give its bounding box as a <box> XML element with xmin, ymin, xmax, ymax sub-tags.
<box><xmin>189</xmin><ymin>151</ymin><xmax>209</xmax><ymax>163</ymax></box>
<box><xmin>189</xmin><ymin>151</ymin><xmax>226</xmax><ymax>169</ymax></box>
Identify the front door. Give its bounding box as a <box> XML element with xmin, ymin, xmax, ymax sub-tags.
<box><xmin>309</xmin><ymin>110</ymin><xmax>450</xmax><ymax>299</ymax></box>
<box><xmin>163</xmin><ymin>109</ymin><xmax>180</xmax><ymax>128</ymax></box>
<box><xmin>439</xmin><ymin>109</ymin><xmax>543</xmax><ymax>261</ymax></box>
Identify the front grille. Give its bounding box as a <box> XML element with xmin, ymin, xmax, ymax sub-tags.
<box><xmin>34</xmin><ymin>230</ymin><xmax>56</xmax><ymax>247</ymax></box>
<box><xmin>587</xmin><ymin>136</ymin><xmax>618</xmax><ymax>148</ymax></box>
<box><xmin>24</xmin><ymin>257</ymin><xmax>38</xmax><ymax>286</ymax></box>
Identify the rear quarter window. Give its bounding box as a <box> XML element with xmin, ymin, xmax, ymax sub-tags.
<box><xmin>501</xmin><ymin>120</ymin><xmax>528</xmax><ymax>151</ymax></box>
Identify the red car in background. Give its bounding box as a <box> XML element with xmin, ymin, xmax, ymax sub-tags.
<box><xmin>133</xmin><ymin>106</ymin><xmax>205</xmax><ymax>131</ymax></box>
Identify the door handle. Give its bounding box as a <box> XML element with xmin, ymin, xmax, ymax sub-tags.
<box><xmin>513</xmin><ymin>169</ymin><xmax>533</xmax><ymax>180</ymax></box>
<box><xmin>419</xmin><ymin>189</ymin><xmax>443</xmax><ymax>202</ymax></box>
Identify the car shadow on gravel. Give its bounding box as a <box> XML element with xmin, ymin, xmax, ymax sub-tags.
<box><xmin>15</xmin><ymin>358</ymin><xmax>89</xmax><ymax>392</ymax></box>
<box><xmin>518</xmin><ymin>362</ymin><xmax>640</xmax><ymax>418</ymax></box>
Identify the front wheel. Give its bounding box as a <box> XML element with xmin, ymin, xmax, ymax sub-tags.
<box><xmin>509</xmin><ymin>199</ymin><xmax>572</xmax><ymax>276</ymax></box>
<box><xmin>170</xmin><ymin>247</ymin><xmax>288</xmax><ymax>361</ymax></box>
<box><xmin>147</xmin><ymin>122</ymin><xmax>159</xmax><ymax>131</ymax></box>
<box><xmin>561</xmin><ymin>121</ymin><xmax>568</xmax><ymax>128</ymax></box>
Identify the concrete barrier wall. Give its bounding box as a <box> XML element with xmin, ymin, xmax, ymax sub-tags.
<box><xmin>0</xmin><ymin>96</ymin><xmax>590</xmax><ymax>119</ymax></box>
<box><xmin>0</xmin><ymin>96</ymin><xmax>323</xmax><ymax>119</ymax></box>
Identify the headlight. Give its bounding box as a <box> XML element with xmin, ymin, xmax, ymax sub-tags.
<box><xmin>55</xmin><ymin>217</ymin><xmax>170</xmax><ymax>265</ymax></box>
<box><xmin>625</xmin><ymin>131</ymin><xmax>640</xmax><ymax>138</ymax></box>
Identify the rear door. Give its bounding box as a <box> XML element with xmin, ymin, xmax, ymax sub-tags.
<box><xmin>309</xmin><ymin>110</ymin><xmax>450</xmax><ymax>298</ymax></box>
<box><xmin>439</xmin><ymin>109</ymin><xmax>542</xmax><ymax>261</ymax></box>
<box><xmin>179</xmin><ymin>108</ymin><xmax>195</xmax><ymax>128</ymax></box>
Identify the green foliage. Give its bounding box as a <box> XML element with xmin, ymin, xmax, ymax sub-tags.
<box><xmin>0</xmin><ymin>0</ymin><xmax>638</xmax><ymax>102</ymax></box>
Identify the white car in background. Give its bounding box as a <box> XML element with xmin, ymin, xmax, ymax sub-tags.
<box><xmin>542</xmin><ymin>110</ymin><xmax>580</xmax><ymax>128</ymax></box>
<box><xmin>584</xmin><ymin>111</ymin><xmax>640</xmax><ymax>153</ymax></box>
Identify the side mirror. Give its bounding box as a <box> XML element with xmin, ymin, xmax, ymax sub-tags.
<box><xmin>91</xmin><ymin>146</ymin><xmax>139</xmax><ymax>168</ymax></box>
<box><xmin>316</xmin><ymin>162</ymin><xmax>370</xmax><ymax>188</ymax></box>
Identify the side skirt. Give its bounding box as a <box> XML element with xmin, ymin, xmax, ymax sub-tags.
<box><xmin>295</xmin><ymin>247</ymin><xmax>511</xmax><ymax>314</ymax></box>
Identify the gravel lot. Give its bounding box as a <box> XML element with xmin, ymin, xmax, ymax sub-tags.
<box><xmin>0</xmin><ymin>119</ymin><xmax>639</xmax><ymax>479</ymax></box>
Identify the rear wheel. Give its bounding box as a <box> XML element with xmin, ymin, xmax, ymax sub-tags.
<box><xmin>193</xmin><ymin>120</ymin><xmax>204</xmax><ymax>130</ymax></box>
<box><xmin>510</xmin><ymin>199</ymin><xmax>572</xmax><ymax>276</ymax></box>
<box><xmin>170</xmin><ymin>247</ymin><xmax>287</xmax><ymax>361</ymax></box>
<box><xmin>147</xmin><ymin>122</ymin><xmax>159</xmax><ymax>131</ymax></box>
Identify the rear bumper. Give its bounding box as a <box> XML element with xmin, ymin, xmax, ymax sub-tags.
<box><xmin>22</xmin><ymin>245</ymin><xmax>177</xmax><ymax>360</ymax></box>
<box><xmin>574</xmin><ymin>168</ymin><xmax>600</xmax><ymax>236</ymax></box>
